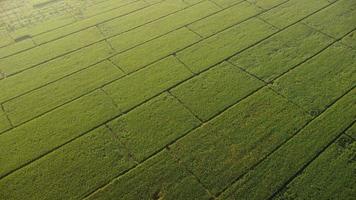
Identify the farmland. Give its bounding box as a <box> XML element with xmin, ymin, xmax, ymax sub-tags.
<box><xmin>0</xmin><ymin>0</ymin><xmax>355</xmax><ymax>199</ymax></box>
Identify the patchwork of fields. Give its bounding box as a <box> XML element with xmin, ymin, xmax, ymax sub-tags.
<box><xmin>0</xmin><ymin>0</ymin><xmax>355</xmax><ymax>199</ymax></box>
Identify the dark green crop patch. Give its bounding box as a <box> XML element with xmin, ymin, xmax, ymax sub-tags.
<box><xmin>304</xmin><ymin>0</ymin><xmax>356</xmax><ymax>39</ymax></box>
<box><xmin>219</xmin><ymin>88</ymin><xmax>355</xmax><ymax>200</ymax></box>
<box><xmin>3</xmin><ymin>61</ymin><xmax>124</xmax><ymax>125</ymax></box>
<box><xmin>345</xmin><ymin>123</ymin><xmax>356</xmax><ymax>140</ymax></box>
<box><xmin>259</xmin><ymin>0</ymin><xmax>331</xmax><ymax>29</ymax></box>
<box><xmin>170</xmin><ymin>61</ymin><xmax>264</xmax><ymax>121</ymax></box>
<box><xmin>169</xmin><ymin>88</ymin><xmax>311</xmax><ymax>195</ymax></box>
<box><xmin>86</xmin><ymin>151</ymin><xmax>211</xmax><ymax>200</ymax></box>
<box><xmin>0</xmin><ymin>109</ymin><xmax>11</xmax><ymax>134</ymax></box>
<box><xmin>107</xmin><ymin>1</ymin><xmax>220</xmax><ymax>53</ymax></box>
<box><xmin>109</xmin><ymin>27</ymin><xmax>201</xmax><ymax>73</ymax></box>
<box><xmin>230</xmin><ymin>23</ymin><xmax>334</xmax><ymax>82</ymax></box>
<box><xmin>187</xmin><ymin>1</ymin><xmax>262</xmax><ymax>37</ymax></box>
<box><xmin>103</xmin><ymin>56</ymin><xmax>193</xmax><ymax>112</ymax></box>
<box><xmin>177</xmin><ymin>18</ymin><xmax>278</xmax><ymax>73</ymax></box>
<box><xmin>0</xmin><ymin>41</ymin><xmax>114</xmax><ymax>103</ymax></box>
<box><xmin>272</xmin><ymin>43</ymin><xmax>356</xmax><ymax>116</ymax></box>
<box><xmin>0</xmin><ymin>125</ymin><xmax>135</xmax><ymax>200</ymax></box>
<box><xmin>0</xmin><ymin>90</ymin><xmax>120</xmax><ymax>178</ymax></box>
<box><xmin>274</xmin><ymin>135</ymin><xmax>356</xmax><ymax>200</ymax></box>
<box><xmin>342</xmin><ymin>30</ymin><xmax>356</xmax><ymax>49</ymax></box>
<box><xmin>0</xmin><ymin>27</ymin><xmax>104</xmax><ymax>76</ymax></box>
<box><xmin>107</xmin><ymin>93</ymin><xmax>201</xmax><ymax>162</ymax></box>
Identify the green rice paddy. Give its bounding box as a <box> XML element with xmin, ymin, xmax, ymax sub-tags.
<box><xmin>0</xmin><ymin>0</ymin><xmax>355</xmax><ymax>199</ymax></box>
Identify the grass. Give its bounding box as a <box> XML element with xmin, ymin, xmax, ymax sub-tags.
<box><xmin>0</xmin><ymin>0</ymin><xmax>355</xmax><ymax>199</ymax></box>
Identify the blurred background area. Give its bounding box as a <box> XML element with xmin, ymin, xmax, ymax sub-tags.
<box><xmin>0</xmin><ymin>0</ymin><xmax>125</xmax><ymax>47</ymax></box>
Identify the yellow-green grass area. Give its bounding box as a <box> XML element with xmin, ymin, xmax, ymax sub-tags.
<box><xmin>0</xmin><ymin>0</ymin><xmax>355</xmax><ymax>199</ymax></box>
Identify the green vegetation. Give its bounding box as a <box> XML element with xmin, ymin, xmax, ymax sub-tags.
<box><xmin>103</xmin><ymin>56</ymin><xmax>192</xmax><ymax>111</ymax></box>
<box><xmin>247</xmin><ymin>0</ymin><xmax>288</xmax><ymax>10</ymax></box>
<box><xmin>169</xmin><ymin>88</ymin><xmax>311</xmax><ymax>195</ymax></box>
<box><xmin>260</xmin><ymin>0</ymin><xmax>331</xmax><ymax>28</ymax></box>
<box><xmin>0</xmin><ymin>90</ymin><xmax>119</xmax><ymax>178</ymax></box>
<box><xmin>110</xmin><ymin>27</ymin><xmax>200</xmax><ymax>73</ymax></box>
<box><xmin>230</xmin><ymin>23</ymin><xmax>334</xmax><ymax>82</ymax></box>
<box><xmin>170</xmin><ymin>61</ymin><xmax>264</xmax><ymax>121</ymax></box>
<box><xmin>212</xmin><ymin>0</ymin><xmax>242</xmax><ymax>8</ymax></box>
<box><xmin>304</xmin><ymin>0</ymin><xmax>356</xmax><ymax>38</ymax></box>
<box><xmin>32</xmin><ymin>0</ymin><xmax>57</xmax><ymax>7</ymax></box>
<box><xmin>346</xmin><ymin>123</ymin><xmax>356</xmax><ymax>140</ymax></box>
<box><xmin>108</xmin><ymin>93</ymin><xmax>201</xmax><ymax>162</ymax></box>
<box><xmin>0</xmin><ymin>27</ymin><xmax>104</xmax><ymax>76</ymax></box>
<box><xmin>177</xmin><ymin>18</ymin><xmax>277</xmax><ymax>73</ymax></box>
<box><xmin>187</xmin><ymin>1</ymin><xmax>262</xmax><ymax>37</ymax></box>
<box><xmin>79</xmin><ymin>0</ymin><xmax>140</xmax><ymax>18</ymax></box>
<box><xmin>274</xmin><ymin>135</ymin><xmax>355</xmax><ymax>200</ymax></box>
<box><xmin>273</xmin><ymin>43</ymin><xmax>355</xmax><ymax>115</ymax></box>
<box><xmin>97</xmin><ymin>0</ymin><xmax>188</xmax><ymax>37</ymax></box>
<box><xmin>0</xmin><ymin>126</ymin><xmax>135</xmax><ymax>200</ymax></box>
<box><xmin>219</xmin><ymin>89</ymin><xmax>355</xmax><ymax>200</ymax></box>
<box><xmin>87</xmin><ymin>151</ymin><xmax>211</xmax><ymax>200</ymax></box>
<box><xmin>108</xmin><ymin>1</ymin><xmax>220</xmax><ymax>52</ymax></box>
<box><xmin>0</xmin><ymin>0</ymin><xmax>354</xmax><ymax>199</ymax></box>
<box><xmin>3</xmin><ymin>61</ymin><xmax>124</xmax><ymax>125</ymax></box>
<box><xmin>342</xmin><ymin>30</ymin><xmax>356</xmax><ymax>48</ymax></box>
<box><xmin>33</xmin><ymin>1</ymin><xmax>149</xmax><ymax>44</ymax></box>
<box><xmin>10</xmin><ymin>14</ymin><xmax>76</xmax><ymax>40</ymax></box>
<box><xmin>0</xmin><ymin>41</ymin><xmax>114</xmax><ymax>103</ymax></box>
<box><xmin>0</xmin><ymin>38</ymin><xmax>35</xmax><ymax>59</ymax></box>
<box><xmin>0</xmin><ymin>109</ymin><xmax>11</xmax><ymax>133</ymax></box>
<box><xmin>0</xmin><ymin>31</ymin><xmax>12</xmax><ymax>47</ymax></box>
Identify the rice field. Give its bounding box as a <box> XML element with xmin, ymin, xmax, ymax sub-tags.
<box><xmin>0</xmin><ymin>0</ymin><xmax>355</xmax><ymax>199</ymax></box>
